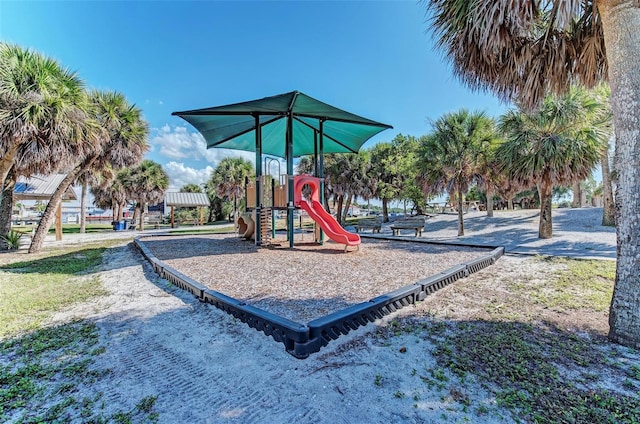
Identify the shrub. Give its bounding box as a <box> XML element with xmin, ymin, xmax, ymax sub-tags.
<box><xmin>1</xmin><ymin>230</ymin><xmax>24</xmax><ymax>250</ymax></box>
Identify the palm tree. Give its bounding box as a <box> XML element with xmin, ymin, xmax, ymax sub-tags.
<box><xmin>0</xmin><ymin>168</ymin><xmax>16</xmax><ymax>248</ymax></box>
<box><xmin>91</xmin><ymin>168</ymin><xmax>130</xmax><ymax>220</ymax></box>
<box><xmin>571</xmin><ymin>84</ymin><xmax>615</xmax><ymax>224</ymax></box>
<box><xmin>493</xmin><ymin>173</ymin><xmax>525</xmax><ymax>211</ymax></box>
<box><xmin>203</xmin><ymin>179</ymin><xmax>223</xmax><ymax>223</ymax></box>
<box><xmin>28</xmin><ymin>91</ymin><xmax>148</xmax><ymax>253</ymax></box>
<box><xmin>473</xmin><ymin>130</ymin><xmax>503</xmax><ymax>217</ymax></box>
<box><xmin>423</xmin><ymin>0</ymin><xmax>640</xmax><ymax>350</ymax></box>
<box><xmin>209</xmin><ymin>157</ymin><xmax>254</xmax><ymax>221</ymax></box>
<box><xmin>496</xmin><ymin>87</ymin><xmax>608</xmax><ymax>239</ymax></box>
<box><xmin>0</xmin><ymin>44</ymin><xmax>96</xmax><ymax>240</ymax></box>
<box><xmin>418</xmin><ymin>109</ymin><xmax>496</xmax><ymax>236</ymax></box>
<box><xmin>592</xmin><ymin>84</ymin><xmax>616</xmax><ymax>226</ymax></box>
<box><xmin>77</xmin><ymin>172</ymin><xmax>92</xmax><ymax>234</ymax></box>
<box><xmin>338</xmin><ymin>153</ymin><xmax>372</xmax><ymax>223</ymax></box>
<box><xmin>600</xmin><ymin>140</ymin><xmax>615</xmax><ymax>226</ymax></box>
<box><xmin>180</xmin><ymin>183</ymin><xmax>203</xmax><ymax>193</ymax></box>
<box><xmin>124</xmin><ymin>160</ymin><xmax>169</xmax><ymax>232</ymax></box>
<box><xmin>0</xmin><ymin>43</ymin><xmax>94</xmax><ymax>188</ymax></box>
<box><xmin>369</xmin><ymin>142</ymin><xmax>401</xmax><ymax>223</ymax></box>
<box><xmin>323</xmin><ymin>154</ymin><xmax>356</xmax><ymax>224</ymax></box>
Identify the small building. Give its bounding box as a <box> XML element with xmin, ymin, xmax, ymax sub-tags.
<box><xmin>164</xmin><ymin>192</ymin><xmax>209</xmax><ymax>228</ymax></box>
<box><xmin>13</xmin><ymin>174</ymin><xmax>78</xmax><ymax>241</ymax></box>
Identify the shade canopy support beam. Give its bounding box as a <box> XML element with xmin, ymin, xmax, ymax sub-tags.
<box><xmin>254</xmin><ymin>114</ymin><xmax>262</xmax><ymax>246</ymax></box>
<box><xmin>318</xmin><ymin>121</ymin><xmax>325</xmax><ymax>244</ymax></box>
<box><xmin>286</xmin><ymin>92</ymin><xmax>298</xmax><ymax>248</ymax></box>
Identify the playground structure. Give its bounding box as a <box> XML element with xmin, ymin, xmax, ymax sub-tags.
<box><xmin>173</xmin><ymin>91</ymin><xmax>392</xmax><ymax>249</ymax></box>
<box><xmin>238</xmin><ymin>169</ymin><xmax>361</xmax><ymax>250</ymax></box>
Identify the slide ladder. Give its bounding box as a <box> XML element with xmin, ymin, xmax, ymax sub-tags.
<box><xmin>260</xmin><ymin>207</ymin><xmax>273</xmax><ymax>245</ymax></box>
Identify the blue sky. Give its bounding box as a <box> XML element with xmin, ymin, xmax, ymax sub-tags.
<box><xmin>1</xmin><ymin>1</ymin><xmax>509</xmax><ymax>190</ymax></box>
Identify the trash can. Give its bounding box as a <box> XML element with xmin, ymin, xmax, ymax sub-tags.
<box><xmin>113</xmin><ymin>220</ymin><xmax>125</xmax><ymax>231</ymax></box>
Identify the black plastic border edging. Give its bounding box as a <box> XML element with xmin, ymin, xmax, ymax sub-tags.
<box><xmin>133</xmin><ymin>237</ymin><xmax>504</xmax><ymax>359</ymax></box>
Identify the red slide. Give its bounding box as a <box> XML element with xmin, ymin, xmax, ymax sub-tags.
<box><xmin>298</xmin><ymin>199</ymin><xmax>361</xmax><ymax>248</ymax></box>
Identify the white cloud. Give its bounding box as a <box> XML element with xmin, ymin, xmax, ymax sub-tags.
<box><xmin>162</xmin><ymin>162</ymin><xmax>214</xmax><ymax>191</ymax></box>
<box><xmin>150</xmin><ymin>125</ymin><xmax>255</xmax><ymax>166</ymax></box>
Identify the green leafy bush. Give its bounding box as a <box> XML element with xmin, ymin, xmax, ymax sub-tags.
<box><xmin>1</xmin><ymin>230</ymin><xmax>24</xmax><ymax>250</ymax></box>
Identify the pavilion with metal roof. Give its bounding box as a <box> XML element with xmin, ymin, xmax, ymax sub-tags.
<box><xmin>13</xmin><ymin>174</ymin><xmax>78</xmax><ymax>241</ymax></box>
<box><xmin>164</xmin><ymin>192</ymin><xmax>209</xmax><ymax>228</ymax></box>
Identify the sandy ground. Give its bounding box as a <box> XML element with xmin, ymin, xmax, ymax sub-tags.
<box><xmin>32</xmin><ymin>208</ymin><xmax>623</xmax><ymax>422</ymax></box>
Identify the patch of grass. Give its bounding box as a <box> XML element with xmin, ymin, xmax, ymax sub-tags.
<box><xmin>0</xmin><ymin>245</ymin><xmax>112</xmax><ymax>339</ymax></box>
<box><xmin>1</xmin><ymin>246</ymin><xmax>105</xmax><ymax>274</ymax></box>
<box><xmin>53</xmin><ymin>224</ymin><xmax>116</xmax><ymax>234</ymax></box>
<box><xmin>0</xmin><ymin>322</ymin><xmax>100</xmax><ymax>422</ymax></box>
<box><xmin>0</xmin><ymin>322</ymin><xmax>159</xmax><ymax>422</ymax></box>
<box><xmin>426</xmin><ymin>320</ymin><xmax>640</xmax><ymax>423</ymax></box>
<box><xmin>11</xmin><ymin>223</ymin><xmax>115</xmax><ymax>235</ymax></box>
<box><xmin>374</xmin><ymin>374</ymin><xmax>383</xmax><ymax>387</ymax></box>
<box><xmin>136</xmin><ymin>395</ymin><xmax>158</xmax><ymax>413</ymax></box>
<box><xmin>532</xmin><ymin>257</ymin><xmax>615</xmax><ymax>312</ymax></box>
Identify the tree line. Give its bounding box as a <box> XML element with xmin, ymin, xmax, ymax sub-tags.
<box><xmin>420</xmin><ymin>0</ymin><xmax>640</xmax><ymax>355</ymax></box>
<box><xmin>294</xmin><ymin>85</ymin><xmax>613</xmax><ymax>240</ymax></box>
<box><xmin>0</xmin><ymin>43</ymin><xmax>169</xmax><ymax>252</ymax></box>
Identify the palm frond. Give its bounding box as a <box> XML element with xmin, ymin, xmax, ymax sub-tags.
<box><xmin>424</xmin><ymin>0</ymin><xmax>606</xmax><ymax>108</ymax></box>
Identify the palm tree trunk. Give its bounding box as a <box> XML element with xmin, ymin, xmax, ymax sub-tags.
<box><xmin>0</xmin><ymin>169</ymin><xmax>16</xmax><ymax>249</ymax></box>
<box><xmin>486</xmin><ymin>186</ymin><xmax>494</xmax><ymax>217</ymax></box>
<box><xmin>29</xmin><ymin>171</ymin><xmax>78</xmax><ymax>253</ymax></box>
<box><xmin>138</xmin><ymin>203</ymin><xmax>145</xmax><ymax>232</ymax></box>
<box><xmin>507</xmin><ymin>198</ymin><xmax>514</xmax><ymax>210</ymax></box>
<box><xmin>572</xmin><ymin>181</ymin><xmax>582</xmax><ymax>208</ymax></box>
<box><xmin>29</xmin><ymin>157</ymin><xmax>98</xmax><ymax>253</ymax></box>
<box><xmin>457</xmin><ymin>184</ymin><xmax>464</xmax><ymax>236</ymax></box>
<box><xmin>599</xmin><ymin>0</ymin><xmax>640</xmax><ymax>348</ymax></box>
<box><xmin>382</xmin><ymin>198</ymin><xmax>389</xmax><ymax>223</ymax></box>
<box><xmin>342</xmin><ymin>192</ymin><xmax>353</xmax><ymax>223</ymax></box>
<box><xmin>80</xmin><ymin>181</ymin><xmax>87</xmax><ymax>234</ymax></box>
<box><xmin>537</xmin><ymin>179</ymin><xmax>553</xmax><ymax>239</ymax></box>
<box><xmin>208</xmin><ymin>201</ymin><xmax>214</xmax><ymax>223</ymax></box>
<box><xmin>117</xmin><ymin>202</ymin><xmax>124</xmax><ymax>221</ymax></box>
<box><xmin>233</xmin><ymin>195</ymin><xmax>237</xmax><ymax>223</ymax></box>
<box><xmin>0</xmin><ymin>144</ymin><xmax>20</xmax><ymax>191</ymax></box>
<box><xmin>601</xmin><ymin>149</ymin><xmax>615</xmax><ymax>226</ymax></box>
<box><xmin>336</xmin><ymin>195</ymin><xmax>344</xmax><ymax>224</ymax></box>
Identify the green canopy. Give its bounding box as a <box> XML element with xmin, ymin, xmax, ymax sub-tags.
<box><xmin>172</xmin><ymin>91</ymin><xmax>392</xmax><ymax>158</ymax></box>
<box><xmin>173</xmin><ymin>91</ymin><xmax>391</xmax><ymax>248</ymax></box>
